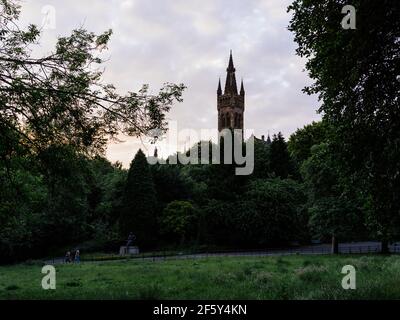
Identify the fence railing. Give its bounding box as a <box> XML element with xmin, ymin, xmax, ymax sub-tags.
<box><xmin>143</xmin><ymin>244</ymin><xmax>400</xmax><ymax>261</ymax></box>
<box><xmin>47</xmin><ymin>243</ymin><xmax>400</xmax><ymax>265</ymax></box>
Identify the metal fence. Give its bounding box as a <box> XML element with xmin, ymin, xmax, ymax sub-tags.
<box><xmin>112</xmin><ymin>243</ymin><xmax>400</xmax><ymax>263</ymax></box>
<box><xmin>46</xmin><ymin>242</ymin><xmax>400</xmax><ymax>265</ymax></box>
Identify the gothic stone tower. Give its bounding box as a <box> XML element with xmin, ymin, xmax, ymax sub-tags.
<box><xmin>217</xmin><ymin>51</ymin><xmax>245</xmax><ymax>132</ymax></box>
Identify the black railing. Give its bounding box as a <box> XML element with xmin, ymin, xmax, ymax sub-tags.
<box><xmin>45</xmin><ymin>243</ymin><xmax>400</xmax><ymax>265</ymax></box>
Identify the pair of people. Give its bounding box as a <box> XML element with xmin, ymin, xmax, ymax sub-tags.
<box><xmin>65</xmin><ymin>249</ymin><xmax>80</xmax><ymax>264</ymax></box>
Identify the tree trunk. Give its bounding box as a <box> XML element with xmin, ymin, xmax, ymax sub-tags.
<box><xmin>381</xmin><ymin>239</ymin><xmax>390</xmax><ymax>254</ymax></box>
<box><xmin>331</xmin><ymin>235</ymin><xmax>339</xmax><ymax>254</ymax></box>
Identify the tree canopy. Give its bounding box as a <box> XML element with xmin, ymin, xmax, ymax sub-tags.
<box><xmin>0</xmin><ymin>0</ymin><xmax>185</xmax><ymax>157</ymax></box>
<box><xmin>120</xmin><ymin>149</ymin><xmax>157</xmax><ymax>246</ymax></box>
<box><xmin>288</xmin><ymin>0</ymin><xmax>400</xmax><ymax>248</ymax></box>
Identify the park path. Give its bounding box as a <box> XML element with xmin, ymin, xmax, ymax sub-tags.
<box><xmin>44</xmin><ymin>241</ymin><xmax>400</xmax><ymax>265</ymax></box>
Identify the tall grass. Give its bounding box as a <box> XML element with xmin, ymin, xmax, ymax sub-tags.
<box><xmin>0</xmin><ymin>255</ymin><xmax>399</xmax><ymax>299</ymax></box>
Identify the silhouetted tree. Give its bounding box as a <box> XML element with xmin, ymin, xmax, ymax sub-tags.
<box><xmin>0</xmin><ymin>0</ymin><xmax>185</xmax><ymax>158</ymax></box>
<box><xmin>270</xmin><ymin>132</ymin><xmax>292</xmax><ymax>179</ymax></box>
<box><xmin>301</xmin><ymin>143</ymin><xmax>366</xmax><ymax>252</ymax></box>
<box><xmin>120</xmin><ymin>149</ymin><xmax>157</xmax><ymax>247</ymax></box>
<box><xmin>288</xmin><ymin>121</ymin><xmax>328</xmax><ymax>165</ymax></box>
<box><xmin>238</xmin><ymin>178</ymin><xmax>307</xmax><ymax>246</ymax></box>
<box><xmin>288</xmin><ymin>0</ymin><xmax>400</xmax><ymax>252</ymax></box>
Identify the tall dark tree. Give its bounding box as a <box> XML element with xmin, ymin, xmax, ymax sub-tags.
<box><xmin>288</xmin><ymin>0</ymin><xmax>400</xmax><ymax>252</ymax></box>
<box><xmin>301</xmin><ymin>143</ymin><xmax>366</xmax><ymax>252</ymax></box>
<box><xmin>120</xmin><ymin>149</ymin><xmax>157</xmax><ymax>247</ymax></box>
<box><xmin>270</xmin><ymin>132</ymin><xmax>293</xmax><ymax>179</ymax></box>
<box><xmin>87</xmin><ymin>157</ymin><xmax>126</xmax><ymax>249</ymax></box>
<box><xmin>252</xmin><ymin>138</ymin><xmax>271</xmax><ymax>179</ymax></box>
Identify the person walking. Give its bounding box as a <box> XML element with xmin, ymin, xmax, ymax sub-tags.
<box><xmin>74</xmin><ymin>250</ymin><xmax>80</xmax><ymax>264</ymax></box>
<box><xmin>65</xmin><ymin>251</ymin><xmax>71</xmax><ymax>263</ymax></box>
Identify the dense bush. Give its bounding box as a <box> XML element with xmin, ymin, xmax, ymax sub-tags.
<box><xmin>238</xmin><ymin>178</ymin><xmax>308</xmax><ymax>245</ymax></box>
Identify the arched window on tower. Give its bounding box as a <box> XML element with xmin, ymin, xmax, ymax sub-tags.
<box><xmin>226</xmin><ymin>113</ymin><xmax>230</xmax><ymax>128</ymax></box>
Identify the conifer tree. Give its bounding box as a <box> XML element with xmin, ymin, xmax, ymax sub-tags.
<box><xmin>120</xmin><ymin>149</ymin><xmax>157</xmax><ymax>247</ymax></box>
<box><xmin>270</xmin><ymin>132</ymin><xmax>292</xmax><ymax>179</ymax></box>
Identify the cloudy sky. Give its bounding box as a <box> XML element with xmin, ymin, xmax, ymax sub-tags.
<box><xmin>19</xmin><ymin>0</ymin><xmax>321</xmax><ymax>166</ymax></box>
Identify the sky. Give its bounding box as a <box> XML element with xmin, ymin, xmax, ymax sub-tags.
<box><xmin>19</xmin><ymin>0</ymin><xmax>321</xmax><ymax>167</ymax></box>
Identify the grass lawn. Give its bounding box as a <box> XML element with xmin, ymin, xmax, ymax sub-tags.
<box><xmin>1</xmin><ymin>254</ymin><xmax>400</xmax><ymax>299</ymax></box>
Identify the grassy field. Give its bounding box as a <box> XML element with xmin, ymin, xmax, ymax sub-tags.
<box><xmin>1</xmin><ymin>254</ymin><xmax>400</xmax><ymax>299</ymax></box>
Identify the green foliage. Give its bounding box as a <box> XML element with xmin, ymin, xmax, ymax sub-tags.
<box><xmin>119</xmin><ymin>149</ymin><xmax>157</xmax><ymax>247</ymax></box>
<box><xmin>88</xmin><ymin>157</ymin><xmax>126</xmax><ymax>224</ymax></box>
<box><xmin>301</xmin><ymin>143</ymin><xmax>338</xmax><ymax>199</ymax></box>
<box><xmin>160</xmin><ymin>201</ymin><xmax>197</xmax><ymax>244</ymax></box>
<box><xmin>252</xmin><ymin>138</ymin><xmax>271</xmax><ymax>179</ymax></box>
<box><xmin>269</xmin><ymin>132</ymin><xmax>295</xmax><ymax>179</ymax></box>
<box><xmin>2</xmin><ymin>0</ymin><xmax>397</xmax><ymax>262</ymax></box>
<box><xmin>37</xmin><ymin>146</ymin><xmax>92</xmax><ymax>247</ymax></box>
<box><xmin>238</xmin><ymin>178</ymin><xmax>308</xmax><ymax>245</ymax></box>
<box><xmin>0</xmin><ymin>0</ymin><xmax>186</xmax><ymax>261</ymax></box>
<box><xmin>201</xmin><ymin>199</ymin><xmax>239</xmax><ymax>246</ymax></box>
<box><xmin>288</xmin><ymin>121</ymin><xmax>328</xmax><ymax>165</ymax></box>
<box><xmin>151</xmin><ymin>163</ymin><xmax>191</xmax><ymax>207</ymax></box>
<box><xmin>288</xmin><ymin>0</ymin><xmax>400</xmax><ymax>244</ymax></box>
<box><xmin>0</xmin><ymin>136</ymin><xmax>126</xmax><ymax>262</ymax></box>
<box><xmin>0</xmin><ymin>0</ymin><xmax>185</xmax><ymax>156</ymax></box>
<box><xmin>0</xmin><ymin>165</ymin><xmax>47</xmax><ymax>260</ymax></box>
<box><xmin>301</xmin><ymin>143</ymin><xmax>366</xmax><ymax>240</ymax></box>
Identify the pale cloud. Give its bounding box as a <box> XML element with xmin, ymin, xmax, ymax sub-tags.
<box><xmin>18</xmin><ymin>0</ymin><xmax>320</xmax><ymax>166</ymax></box>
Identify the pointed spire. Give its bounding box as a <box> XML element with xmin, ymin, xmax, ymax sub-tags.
<box><xmin>224</xmin><ymin>50</ymin><xmax>238</xmax><ymax>95</ymax></box>
<box><xmin>266</xmin><ymin>133</ymin><xmax>272</xmax><ymax>145</ymax></box>
<box><xmin>240</xmin><ymin>78</ymin><xmax>245</xmax><ymax>96</ymax></box>
<box><xmin>217</xmin><ymin>78</ymin><xmax>222</xmax><ymax>96</ymax></box>
<box><xmin>227</xmin><ymin>50</ymin><xmax>235</xmax><ymax>72</ymax></box>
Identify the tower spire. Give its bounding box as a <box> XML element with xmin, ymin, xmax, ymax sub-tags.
<box><xmin>224</xmin><ymin>50</ymin><xmax>238</xmax><ymax>95</ymax></box>
<box><xmin>217</xmin><ymin>77</ymin><xmax>222</xmax><ymax>96</ymax></box>
<box><xmin>227</xmin><ymin>50</ymin><xmax>235</xmax><ymax>71</ymax></box>
<box><xmin>240</xmin><ymin>78</ymin><xmax>245</xmax><ymax>96</ymax></box>
<box><xmin>217</xmin><ymin>52</ymin><xmax>244</xmax><ymax>132</ymax></box>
